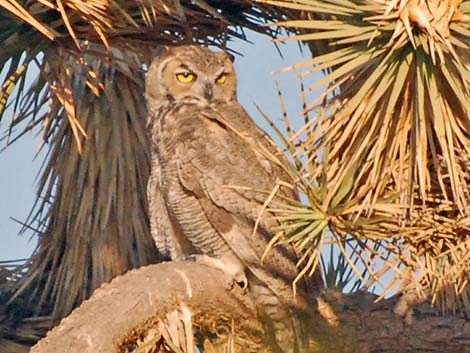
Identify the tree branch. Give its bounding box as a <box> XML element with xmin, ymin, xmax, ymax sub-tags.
<box><xmin>30</xmin><ymin>262</ymin><xmax>470</xmax><ymax>353</ymax></box>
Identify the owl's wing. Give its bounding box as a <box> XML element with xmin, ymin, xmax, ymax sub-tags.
<box><xmin>148</xmin><ymin>155</ymin><xmax>181</xmax><ymax>261</ymax></box>
<box><xmin>175</xmin><ymin>109</ymin><xmax>309</xmax><ymax>305</ymax></box>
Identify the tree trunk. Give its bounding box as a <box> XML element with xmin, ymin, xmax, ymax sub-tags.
<box><xmin>30</xmin><ymin>262</ymin><xmax>470</xmax><ymax>353</ymax></box>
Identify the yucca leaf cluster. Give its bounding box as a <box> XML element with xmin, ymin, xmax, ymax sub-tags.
<box><xmin>261</xmin><ymin>0</ymin><xmax>470</xmax><ymax>310</ymax></box>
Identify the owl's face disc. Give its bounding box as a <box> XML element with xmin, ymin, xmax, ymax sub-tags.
<box><xmin>146</xmin><ymin>45</ymin><xmax>237</xmax><ymax>110</ymax></box>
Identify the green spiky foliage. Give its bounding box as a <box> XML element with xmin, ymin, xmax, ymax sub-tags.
<box><xmin>258</xmin><ymin>0</ymin><xmax>470</xmax><ymax>311</ymax></box>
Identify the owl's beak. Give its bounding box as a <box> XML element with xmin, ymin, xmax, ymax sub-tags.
<box><xmin>204</xmin><ymin>85</ymin><xmax>213</xmax><ymax>100</ymax></box>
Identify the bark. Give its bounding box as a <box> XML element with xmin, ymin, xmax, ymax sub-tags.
<box><xmin>30</xmin><ymin>262</ymin><xmax>470</xmax><ymax>353</ymax></box>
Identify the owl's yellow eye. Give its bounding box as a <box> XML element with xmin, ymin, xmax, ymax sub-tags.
<box><xmin>176</xmin><ymin>72</ymin><xmax>196</xmax><ymax>83</ymax></box>
<box><xmin>216</xmin><ymin>73</ymin><xmax>227</xmax><ymax>84</ymax></box>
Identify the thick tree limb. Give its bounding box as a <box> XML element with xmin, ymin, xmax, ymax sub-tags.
<box><xmin>30</xmin><ymin>262</ymin><xmax>470</xmax><ymax>353</ymax></box>
<box><xmin>30</xmin><ymin>262</ymin><xmax>264</xmax><ymax>353</ymax></box>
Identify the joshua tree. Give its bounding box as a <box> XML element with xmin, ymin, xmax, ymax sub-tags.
<box><xmin>1</xmin><ymin>0</ymin><xmax>469</xmax><ymax>352</ymax></box>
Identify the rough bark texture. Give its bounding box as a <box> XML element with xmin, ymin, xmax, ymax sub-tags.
<box><xmin>30</xmin><ymin>262</ymin><xmax>264</xmax><ymax>353</ymax></box>
<box><xmin>30</xmin><ymin>262</ymin><xmax>470</xmax><ymax>353</ymax></box>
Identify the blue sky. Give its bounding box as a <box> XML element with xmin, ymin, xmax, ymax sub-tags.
<box><xmin>0</xmin><ymin>30</ymin><xmax>318</xmax><ymax>262</ymax></box>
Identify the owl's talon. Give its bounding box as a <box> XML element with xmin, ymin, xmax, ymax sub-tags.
<box><xmin>234</xmin><ymin>273</ymin><xmax>248</xmax><ymax>292</ymax></box>
<box><xmin>183</xmin><ymin>254</ymin><xmax>247</xmax><ymax>293</ymax></box>
<box><xmin>183</xmin><ymin>254</ymin><xmax>199</xmax><ymax>262</ymax></box>
<box><xmin>224</xmin><ymin>273</ymin><xmax>248</xmax><ymax>293</ymax></box>
<box><xmin>225</xmin><ymin>275</ymin><xmax>247</xmax><ymax>293</ymax></box>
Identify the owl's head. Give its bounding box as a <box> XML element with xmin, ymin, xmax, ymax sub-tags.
<box><xmin>146</xmin><ymin>45</ymin><xmax>236</xmax><ymax>111</ymax></box>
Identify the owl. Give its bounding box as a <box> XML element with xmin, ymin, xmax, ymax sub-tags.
<box><xmin>145</xmin><ymin>45</ymin><xmax>320</xmax><ymax>353</ymax></box>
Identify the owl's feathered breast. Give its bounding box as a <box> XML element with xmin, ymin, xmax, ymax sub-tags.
<box><xmin>148</xmin><ymin>101</ymin><xmax>313</xmax><ymax>297</ymax></box>
<box><xmin>149</xmin><ymin>103</ymin><xmax>234</xmax><ymax>259</ymax></box>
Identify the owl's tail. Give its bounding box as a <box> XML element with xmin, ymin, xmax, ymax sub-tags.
<box><xmin>248</xmin><ymin>279</ymin><xmax>309</xmax><ymax>353</ymax></box>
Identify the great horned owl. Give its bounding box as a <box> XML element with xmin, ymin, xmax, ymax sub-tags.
<box><xmin>145</xmin><ymin>45</ymin><xmax>320</xmax><ymax>353</ymax></box>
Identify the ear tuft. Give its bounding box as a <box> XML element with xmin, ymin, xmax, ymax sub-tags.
<box><xmin>153</xmin><ymin>45</ymin><xmax>169</xmax><ymax>58</ymax></box>
<box><xmin>216</xmin><ymin>50</ymin><xmax>235</xmax><ymax>63</ymax></box>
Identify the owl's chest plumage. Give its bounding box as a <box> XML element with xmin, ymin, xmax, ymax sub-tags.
<box><xmin>148</xmin><ymin>99</ymin><xmax>316</xmax><ymax>293</ymax></box>
<box><xmin>150</xmin><ymin>103</ymin><xmax>234</xmax><ymax>258</ymax></box>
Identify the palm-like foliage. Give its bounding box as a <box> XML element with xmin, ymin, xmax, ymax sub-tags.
<box><xmin>260</xmin><ymin>0</ymin><xmax>470</xmax><ymax>310</ymax></box>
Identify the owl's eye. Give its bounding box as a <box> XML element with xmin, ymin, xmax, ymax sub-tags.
<box><xmin>216</xmin><ymin>73</ymin><xmax>227</xmax><ymax>84</ymax></box>
<box><xmin>176</xmin><ymin>72</ymin><xmax>196</xmax><ymax>83</ymax></box>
